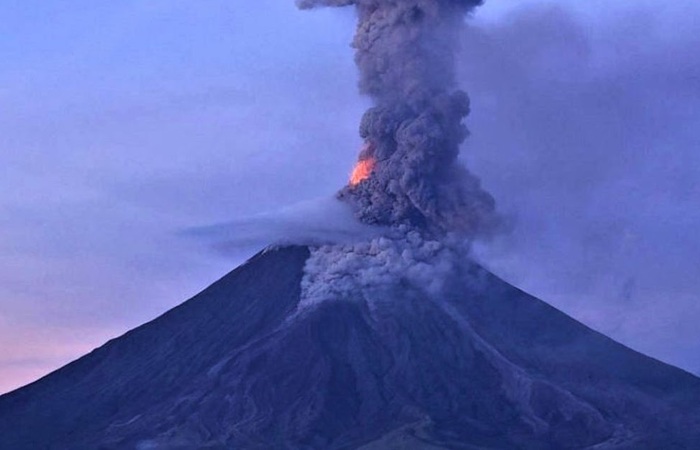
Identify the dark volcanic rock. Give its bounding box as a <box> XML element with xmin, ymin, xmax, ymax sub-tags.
<box><xmin>1</xmin><ymin>245</ymin><xmax>699</xmax><ymax>449</ymax></box>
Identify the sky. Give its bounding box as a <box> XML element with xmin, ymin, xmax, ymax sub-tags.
<box><xmin>1</xmin><ymin>0</ymin><xmax>699</xmax><ymax>394</ymax></box>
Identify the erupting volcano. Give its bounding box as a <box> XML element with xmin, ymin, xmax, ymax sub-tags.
<box><xmin>1</xmin><ymin>1</ymin><xmax>699</xmax><ymax>449</ymax></box>
<box><xmin>306</xmin><ymin>0</ymin><xmax>499</xmax><ymax>235</ymax></box>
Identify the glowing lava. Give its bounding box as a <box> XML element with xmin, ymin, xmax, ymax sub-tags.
<box><xmin>349</xmin><ymin>157</ymin><xmax>376</xmax><ymax>186</ymax></box>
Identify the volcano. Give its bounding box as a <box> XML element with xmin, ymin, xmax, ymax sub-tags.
<box><xmin>1</xmin><ymin>243</ymin><xmax>699</xmax><ymax>449</ymax></box>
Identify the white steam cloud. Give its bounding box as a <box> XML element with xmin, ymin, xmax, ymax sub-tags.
<box><xmin>186</xmin><ymin>196</ymin><xmax>386</xmax><ymax>255</ymax></box>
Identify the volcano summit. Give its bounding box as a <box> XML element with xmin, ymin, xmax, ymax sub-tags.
<box><xmin>1</xmin><ymin>240</ymin><xmax>699</xmax><ymax>449</ymax></box>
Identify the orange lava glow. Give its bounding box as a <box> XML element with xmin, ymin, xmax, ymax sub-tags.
<box><xmin>349</xmin><ymin>157</ymin><xmax>376</xmax><ymax>186</ymax></box>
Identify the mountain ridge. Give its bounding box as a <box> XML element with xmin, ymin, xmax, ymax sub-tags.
<box><xmin>1</xmin><ymin>245</ymin><xmax>698</xmax><ymax>449</ymax></box>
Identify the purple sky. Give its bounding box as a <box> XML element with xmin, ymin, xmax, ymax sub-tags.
<box><xmin>1</xmin><ymin>0</ymin><xmax>699</xmax><ymax>394</ymax></box>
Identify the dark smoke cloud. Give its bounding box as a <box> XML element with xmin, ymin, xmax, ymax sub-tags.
<box><xmin>298</xmin><ymin>0</ymin><xmax>498</xmax><ymax>236</ymax></box>
<box><xmin>460</xmin><ymin>4</ymin><xmax>700</xmax><ymax>374</ymax></box>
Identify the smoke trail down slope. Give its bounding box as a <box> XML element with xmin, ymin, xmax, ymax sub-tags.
<box><xmin>298</xmin><ymin>0</ymin><xmax>498</xmax><ymax>236</ymax></box>
<box><xmin>300</xmin><ymin>230</ymin><xmax>466</xmax><ymax>310</ymax></box>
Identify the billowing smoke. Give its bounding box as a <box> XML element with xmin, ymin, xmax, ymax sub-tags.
<box><xmin>298</xmin><ymin>0</ymin><xmax>498</xmax><ymax>237</ymax></box>
<box><xmin>300</xmin><ymin>230</ymin><xmax>468</xmax><ymax>310</ymax></box>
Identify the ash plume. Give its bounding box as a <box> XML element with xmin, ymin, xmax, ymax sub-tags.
<box><xmin>298</xmin><ymin>0</ymin><xmax>498</xmax><ymax>237</ymax></box>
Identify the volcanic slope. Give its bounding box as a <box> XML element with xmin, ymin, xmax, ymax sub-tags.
<box><xmin>1</xmin><ymin>245</ymin><xmax>699</xmax><ymax>449</ymax></box>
